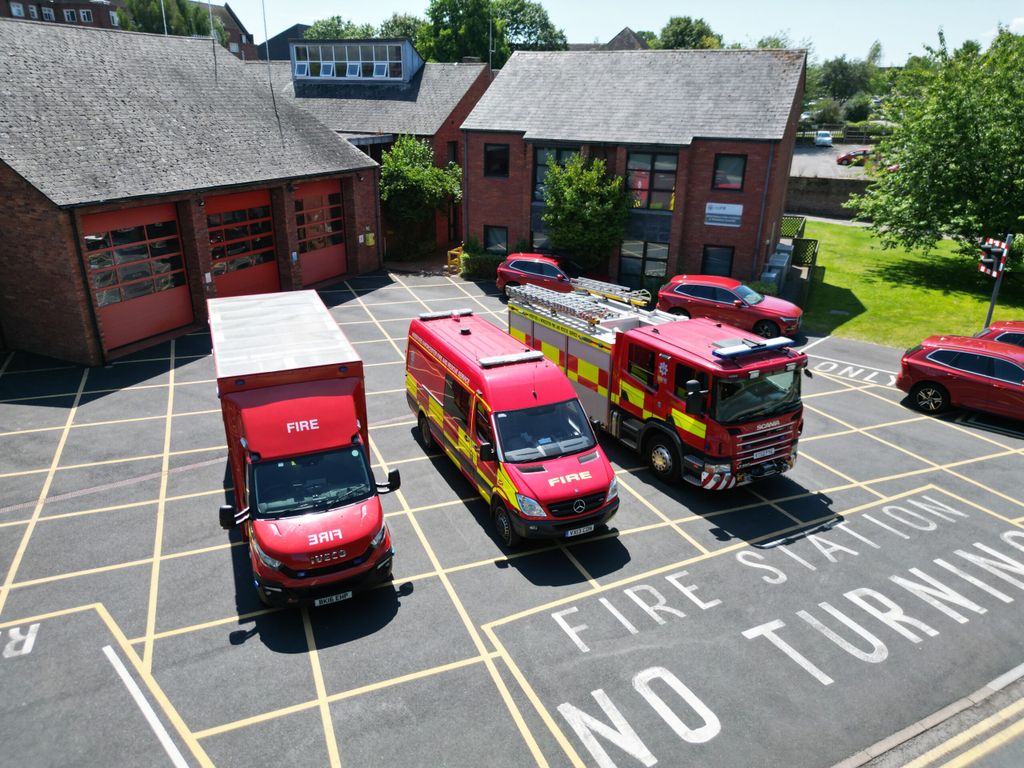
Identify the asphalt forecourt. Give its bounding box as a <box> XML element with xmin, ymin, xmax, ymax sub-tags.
<box><xmin>0</xmin><ymin>275</ymin><xmax>1021</xmax><ymax>767</ymax></box>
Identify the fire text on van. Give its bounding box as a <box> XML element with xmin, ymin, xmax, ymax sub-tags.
<box><xmin>549</xmin><ymin>471</ymin><xmax>592</xmax><ymax>487</ymax></box>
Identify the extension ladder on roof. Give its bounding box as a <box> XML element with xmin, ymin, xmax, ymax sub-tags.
<box><xmin>507</xmin><ymin>284</ymin><xmax>619</xmax><ymax>326</ymax></box>
<box><xmin>570</xmin><ymin>277</ymin><xmax>651</xmax><ymax>307</ymax></box>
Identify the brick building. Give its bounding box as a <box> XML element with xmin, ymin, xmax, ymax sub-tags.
<box><xmin>460</xmin><ymin>49</ymin><xmax>806</xmax><ymax>290</ymax></box>
<box><xmin>0</xmin><ymin>19</ymin><xmax>380</xmax><ymax>366</ymax></box>
<box><xmin>273</xmin><ymin>38</ymin><xmax>492</xmax><ymax>253</ymax></box>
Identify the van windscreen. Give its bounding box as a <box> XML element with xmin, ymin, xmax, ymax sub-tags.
<box><xmin>494</xmin><ymin>398</ymin><xmax>597</xmax><ymax>463</ymax></box>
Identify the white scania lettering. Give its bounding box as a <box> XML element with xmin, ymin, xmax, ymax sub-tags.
<box><xmin>286</xmin><ymin>419</ymin><xmax>320</xmax><ymax>434</ymax></box>
<box><xmin>549</xmin><ymin>471</ymin><xmax>593</xmax><ymax>487</ymax></box>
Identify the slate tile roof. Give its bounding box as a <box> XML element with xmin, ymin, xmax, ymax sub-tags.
<box><xmin>461</xmin><ymin>49</ymin><xmax>805</xmax><ymax>145</ymax></box>
<box><xmin>274</xmin><ymin>61</ymin><xmax>488</xmax><ymax>137</ymax></box>
<box><xmin>0</xmin><ymin>20</ymin><xmax>375</xmax><ymax>207</ymax></box>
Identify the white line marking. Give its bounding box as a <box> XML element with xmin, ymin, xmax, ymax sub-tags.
<box><xmin>988</xmin><ymin>662</ymin><xmax>1024</xmax><ymax>692</ymax></box>
<box><xmin>799</xmin><ymin>336</ymin><xmax>830</xmax><ymax>353</ymax></box>
<box><xmin>807</xmin><ymin>352</ymin><xmax>897</xmax><ymax>375</ymax></box>
<box><xmin>103</xmin><ymin>645</ymin><xmax>189</xmax><ymax>768</ymax></box>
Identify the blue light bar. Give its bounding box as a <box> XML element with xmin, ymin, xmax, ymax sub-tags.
<box><xmin>712</xmin><ymin>336</ymin><xmax>795</xmax><ymax>359</ymax></box>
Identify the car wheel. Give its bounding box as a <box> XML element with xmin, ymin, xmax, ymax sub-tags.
<box><xmin>503</xmin><ymin>282</ymin><xmax>519</xmax><ymax>298</ymax></box>
<box><xmin>255</xmin><ymin>584</ymin><xmax>273</xmax><ymax>607</ymax></box>
<box><xmin>668</xmin><ymin>307</ymin><xmax>690</xmax><ymax>318</ymax></box>
<box><xmin>492</xmin><ymin>501</ymin><xmax>521</xmax><ymax>548</ymax></box>
<box><xmin>910</xmin><ymin>382</ymin><xmax>949</xmax><ymax>414</ymax></box>
<box><xmin>644</xmin><ymin>433</ymin><xmax>680</xmax><ymax>483</ymax></box>
<box><xmin>754</xmin><ymin>320</ymin><xmax>781</xmax><ymax>339</ymax></box>
<box><xmin>417</xmin><ymin>412</ymin><xmax>434</xmax><ymax>451</ymax></box>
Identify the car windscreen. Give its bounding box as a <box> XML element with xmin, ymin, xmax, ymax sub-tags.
<box><xmin>734</xmin><ymin>284</ymin><xmax>765</xmax><ymax>305</ymax></box>
<box><xmin>494</xmin><ymin>398</ymin><xmax>597</xmax><ymax>463</ymax></box>
<box><xmin>250</xmin><ymin>446</ymin><xmax>373</xmax><ymax>518</ymax></box>
<box><xmin>713</xmin><ymin>369</ymin><xmax>801</xmax><ymax>424</ymax></box>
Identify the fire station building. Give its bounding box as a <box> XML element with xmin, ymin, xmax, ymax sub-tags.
<box><xmin>460</xmin><ymin>49</ymin><xmax>805</xmax><ymax>289</ymax></box>
<box><xmin>0</xmin><ymin>20</ymin><xmax>380</xmax><ymax>366</ymax></box>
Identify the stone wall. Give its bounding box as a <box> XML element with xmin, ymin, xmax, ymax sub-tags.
<box><xmin>786</xmin><ymin>176</ymin><xmax>870</xmax><ymax>219</ymax></box>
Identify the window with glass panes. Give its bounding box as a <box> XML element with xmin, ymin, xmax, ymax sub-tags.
<box><xmin>712</xmin><ymin>154</ymin><xmax>746</xmax><ymax>190</ymax></box>
<box><xmin>295</xmin><ymin>191</ymin><xmax>345</xmax><ymax>254</ymax></box>
<box><xmin>533</xmin><ymin>146</ymin><xmax>578</xmax><ymax>201</ymax></box>
<box><xmin>627</xmin><ymin>152</ymin><xmax>677</xmax><ymax>210</ymax></box>
<box><xmin>83</xmin><ymin>219</ymin><xmax>186</xmax><ymax>308</ymax></box>
<box><xmin>207</xmin><ymin>206</ymin><xmax>275</xmax><ymax>276</ymax></box>
<box><xmin>484</xmin><ymin>226</ymin><xmax>508</xmax><ymax>255</ymax></box>
<box><xmin>292</xmin><ymin>43</ymin><xmax>403</xmax><ymax>79</ymax></box>
<box><xmin>618</xmin><ymin>240</ymin><xmax>669</xmax><ymax>292</ymax></box>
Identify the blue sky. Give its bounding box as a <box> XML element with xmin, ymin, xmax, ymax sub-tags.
<box><xmin>229</xmin><ymin>0</ymin><xmax>1024</xmax><ymax>66</ymax></box>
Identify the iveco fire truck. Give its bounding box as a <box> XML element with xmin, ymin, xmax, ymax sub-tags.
<box><xmin>507</xmin><ymin>285</ymin><xmax>809</xmax><ymax>489</ymax></box>
<box><xmin>210</xmin><ymin>291</ymin><xmax>399</xmax><ymax>607</ymax></box>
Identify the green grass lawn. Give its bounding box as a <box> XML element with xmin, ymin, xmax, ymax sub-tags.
<box><xmin>801</xmin><ymin>221</ymin><xmax>1023</xmax><ymax>349</ymax></box>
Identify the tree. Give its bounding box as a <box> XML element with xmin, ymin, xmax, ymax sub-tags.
<box><xmin>492</xmin><ymin>0</ymin><xmax>566</xmax><ymax>52</ymax></box>
<box><xmin>304</xmin><ymin>16</ymin><xmax>376</xmax><ymax>39</ymax></box>
<box><xmin>847</xmin><ymin>30</ymin><xmax>1024</xmax><ymax>259</ymax></box>
<box><xmin>418</xmin><ymin>0</ymin><xmax>511</xmax><ymax>67</ymax></box>
<box><xmin>378</xmin><ymin>12</ymin><xmax>426</xmax><ymax>44</ymax></box>
<box><xmin>121</xmin><ymin>0</ymin><xmax>226</xmax><ymax>45</ymax></box>
<box><xmin>380</xmin><ymin>136</ymin><xmax>462</xmax><ymax>258</ymax></box>
<box><xmin>636</xmin><ymin>30</ymin><xmax>659</xmax><ymax>48</ymax></box>
<box><xmin>657</xmin><ymin>16</ymin><xmax>722</xmax><ymax>50</ymax></box>
<box><xmin>542</xmin><ymin>154</ymin><xmax>630</xmax><ymax>272</ymax></box>
<box><xmin>819</xmin><ymin>55</ymin><xmax>872</xmax><ymax>101</ymax></box>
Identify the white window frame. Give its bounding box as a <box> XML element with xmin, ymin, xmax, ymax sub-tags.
<box><xmin>373</xmin><ymin>62</ymin><xmax>388</xmax><ymax>78</ymax></box>
<box><xmin>293</xmin><ymin>61</ymin><xmax>309</xmax><ymax>77</ymax></box>
<box><xmin>10</xmin><ymin>2</ymin><xmax>25</xmax><ymax>17</ymax></box>
<box><xmin>28</xmin><ymin>4</ymin><xmax>37</xmax><ymax>18</ymax></box>
<box><xmin>63</xmin><ymin>8</ymin><xmax>76</xmax><ymax>21</ymax></box>
<box><xmin>79</xmin><ymin>8</ymin><xmax>92</xmax><ymax>22</ymax></box>
<box><xmin>41</xmin><ymin>5</ymin><xmax>53</xmax><ymax>19</ymax></box>
<box><xmin>109</xmin><ymin>10</ymin><xmax>118</xmax><ymax>26</ymax></box>
<box><xmin>319</xmin><ymin>62</ymin><xmax>335</xmax><ymax>77</ymax></box>
<box><xmin>228</xmin><ymin>42</ymin><xmax>239</xmax><ymax>53</ymax></box>
<box><xmin>346</xmin><ymin>62</ymin><xmax>361</xmax><ymax>77</ymax></box>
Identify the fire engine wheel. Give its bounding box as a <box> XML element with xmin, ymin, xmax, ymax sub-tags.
<box><xmin>503</xmin><ymin>282</ymin><xmax>519</xmax><ymax>298</ymax></box>
<box><xmin>753</xmin><ymin>320</ymin><xmax>781</xmax><ymax>339</ymax></box>
<box><xmin>492</xmin><ymin>501</ymin><xmax>522</xmax><ymax>548</ymax></box>
<box><xmin>668</xmin><ymin>307</ymin><xmax>690</xmax><ymax>318</ymax></box>
<box><xmin>910</xmin><ymin>382</ymin><xmax>949</xmax><ymax>414</ymax></box>
<box><xmin>644</xmin><ymin>433</ymin><xmax>681</xmax><ymax>483</ymax></box>
<box><xmin>417</xmin><ymin>412</ymin><xmax>434</xmax><ymax>451</ymax></box>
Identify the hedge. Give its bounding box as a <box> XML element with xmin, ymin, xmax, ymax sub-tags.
<box><xmin>460</xmin><ymin>251</ymin><xmax>504</xmax><ymax>280</ymax></box>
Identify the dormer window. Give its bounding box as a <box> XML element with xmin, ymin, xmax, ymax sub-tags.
<box><xmin>373</xmin><ymin>62</ymin><xmax>388</xmax><ymax>78</ymax></box>
<box><xmin>291</xmin><ymin>40</ymin><xmax>405</xmax><ymax>81</ymax></box>
<box><xmin>347</xmin><ymin>62</ymin><xmax>361</xmax><ymax>77</ymax></box>
<box><xmin>320</xmin><ymin>62</ymin><xmax>335</xmax><ymax>77</ymax></box>
<box><xmin>294</xmin><ymin>62</ymin><xmax>309</xmax><ymax>77</ymax></box>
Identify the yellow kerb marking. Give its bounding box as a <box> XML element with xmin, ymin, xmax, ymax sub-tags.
<box><xmin>302</xmin><ymin>608</ymin><xmax>342</xmax><ymax>767</ymax></box>
<box><xmin>901</xmin><ymin>697</ymin><xmax>1024</xmax><ymax>768</ymax></box>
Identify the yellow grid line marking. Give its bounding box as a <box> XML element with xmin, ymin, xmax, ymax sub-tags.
<box><xmin>0</xmin><ymin>368</ymin><xmax>88</xmax><ymax>616</ymax></box>
<box><xmin>142</xmin><ymin>339</ymin><xmax>175</xmax><ymax>672</ymax></box>
<box><xmin>902</xmin><ymin>698</ymin><xmax>1024</xmax><ymax>768</ymax></box>
<box><xmin>747</xmin><ymin>487</ymin><xmax>804</xmax><ymax>525</ymax></box>
<box><xmin>0</xmin><ymin>409</ymin><xmax>221</xmax><ymax>438</ymax></box>
<box><xmin>0</xmin><ymin>445</ymin><xmax>224</xmax><ymax>480</ymax></box>
<box><xmin>302</xmin><ymin>607</ymin><xmax>342</xmax><ymax>767</ymax></box>
<box><xmin>798</xmin><ymin>451</ymin><xmax>887</xmax><ymax>498</ymax></box>
<box><xmin>617</xmin><ymin>475</ymin><xmax>709</xmax><ymax>555</ymax></box>
<box><xmin>443</xmin><ymin>274</ymin><xmax>496</xmax><ymax>314</ymax></box>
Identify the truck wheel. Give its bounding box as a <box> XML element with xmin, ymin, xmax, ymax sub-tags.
<box><xmin>492</xmin><ymin>501</ymin><xmax>521</xmax><ymax>549</ymax></box>
<box><xmin>910</xmin><ymin>382</ymin><xmax>949</xmax><ymax>414</ymax></box>
<box><xmin>754</xmin><ymin>320</ymin><xmax>780</xmax><ymax>338</ymax></box>
<box><xmin>645</xmin><ymin>433</ymin><xmax>681</xmax><ymax>483</ymax></box>
<box><xmin>417</xmin><ymin>412</ymin><xmax>433</xmax><ymax>450</ymax></box>
<box><xmin>669</xmin><ymin>307</ymin><xmax>690</xmax><ymax>318</ymax></box>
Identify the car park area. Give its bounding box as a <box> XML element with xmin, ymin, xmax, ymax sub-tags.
<box><xmin>1</xmin><ymin>274</ymin><xmax>1023</xmax><ymax>767</ymax></box>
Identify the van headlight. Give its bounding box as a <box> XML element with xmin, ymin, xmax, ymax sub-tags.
<box><xmin>251</xmin><ymin>536</ymin><xmax>282</xmax><ymax>571</ymax></box>
<box><xmin>371</xmin><ymin>520</ymin><xmax>388</xmax><ymax>548</ymax></box>
<box><xmin>515</xmin><ymin>494</ymin><xmax>546</xmax><ymax>518</ymax></box>
<box><xmin>605</xmin><ymin>477</ymin><xmax>618</xmax><ymax>502</ymax></box>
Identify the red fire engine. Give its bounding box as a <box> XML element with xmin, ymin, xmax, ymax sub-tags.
<box><xmin>507</xmin><ymin>285</ymin><xmax>809</xmax><ymax>489</ymax></box>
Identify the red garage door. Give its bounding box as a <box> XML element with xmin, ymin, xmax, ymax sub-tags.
<box><xmin>294</xmin><ymin>179</ymin><xmax>347</xmax><ymax>285</ymax></box>
<box><xmin>206</xmin><ymin>190</ymin><xmax>281</xmax><ymax>298</ymax></box>
<box><xmin>81</xmin><ymin>204</ymin><xmax>194</xmax><ymax>351</ymax></box>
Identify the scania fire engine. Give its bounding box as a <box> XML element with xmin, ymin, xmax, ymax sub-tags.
<box><xmin>507</xmin><ymin>285</ymin><xmax>809</xmax><ymax>489</ymax></box>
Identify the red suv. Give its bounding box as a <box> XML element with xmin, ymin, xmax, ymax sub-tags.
<box><xmin>656</xmin><ymin>275</ymin><xmax>802</xmax><ymax>338</ymax></box>
<box><xmin>896</xmin><ymin>335</ymin><xmax>1024</xmax><ymax>419</ymax></box>
<box><xmin>495</xmin><ymin>253</ymin><xmax>572</xmax><ymax>297</ymax></box>
<box><xmin>974</xmin><ymin>320</ymin><xmax>1024</xmax><ymax>348</ymax></box>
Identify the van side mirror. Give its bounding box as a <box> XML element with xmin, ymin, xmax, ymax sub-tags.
<box><xmin>684</xmin><ymin>379</ymin><xmax>706</xmax><ymax>416</ymax></box>
<box><xmin>378</xmin><ymin>469</ymin><xmax>401</xmax><ymax>493</ymax></box>
<box><xmin>220</xmin><ymin>504</ymin><xmax>249</xmax><ymax>529</ymax></box>
<box><xmin>479</xmin><ymin>441</ymin><xmax>496</xmax><ymax>462</ymax></box>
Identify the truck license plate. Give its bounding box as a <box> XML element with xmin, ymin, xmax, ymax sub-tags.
<box><xmin>565</xmin><ymin>524</ymin><xmax>595</xmax><ymax>538</ymax></box>
<box><xmin>314</xmin><ymin>591</ymin><xmax>353</xmax><ymax>607</ymax></box>
<box><xmin>752</xmin><ymin>448</ymin><xmax>775</xmax><ymax>460</ymax></box>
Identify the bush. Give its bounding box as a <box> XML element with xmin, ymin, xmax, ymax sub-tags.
<box><xmin>843</xmin><ymin>93</ymin><xmax>873</xmax><ymax>122</ymax></box>
<box><xmin>812</xmin><ymin>98</ymin><xmax>843</xmax><ymax>125</ymax></box>
<box><xmin>747</xmin><ymin>280</ymin><xmax>779</xmax><ymax>297</ymax></box>
<box><xmin>845</xmin><ymin>119</ymin><xmax>893</xmax><ymax>136</ymax></box>
<box><xmin>460</xmin><ymin>250</ymin><xmax>504</xmax><ymax>280</ymax></box>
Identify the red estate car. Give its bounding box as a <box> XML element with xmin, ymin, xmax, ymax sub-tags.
<box><xmin>836</xmin><ymin>148</ymin><xmax>871</xmax><ymax>166</ymax></box>
<box><xmin>896</xmin><ymin>335</ymin><xmax>1024</xmax><ymax>419</ymax></box>
<box><xmin>975</xmin><ymin>320</ymin><xmax>1024</xmax><ymax>348</ymax></box>
<box><xmin>495</xmin><ymin>253</ymin><xmax>573</xmax><ymax>297</ymax></box>
<box><xmin>656</xmin><ymin>275</ymin><xmax>802</xmax><ymax>338</ymax></box>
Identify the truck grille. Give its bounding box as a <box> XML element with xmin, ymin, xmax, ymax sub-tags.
<box><xmin>280</xmin><ymin>542</ymin><xmax>375</xmax><ymax>579</ymax></box>
<box><xmin>734</xmin><ymin>423</ymin><xmax>795</xmax><ymax>471</ymax></box>
<box><xmin>548</xmin><ymin>491</ymin><xmax>606</xmax><ymax>518</ymax></box>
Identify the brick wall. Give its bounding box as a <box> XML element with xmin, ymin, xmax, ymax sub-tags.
<box><xmin>463</xmin><ymin>131</ymin><xmax>533</xmax><ymax>251</ymax></box>
<box><xmin>0</xmin><ymin>162</ymin><xmax>102</xmax><ymax>365</ymax></box>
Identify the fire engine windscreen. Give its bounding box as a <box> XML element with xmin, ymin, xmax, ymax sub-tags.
<box><xmin>494</xmin><ymin>399</ymin><xmax>597</xmax><ymax>463</ymax></box>
<box><xmin>714</xmin><ymin>369</ymin><xmax>800</xmax><ymax>424</ymax></box>
<box><xmin>250</xmin><ymin>447</ymin><xmax>373</xmax><ymax>517</ymax></box>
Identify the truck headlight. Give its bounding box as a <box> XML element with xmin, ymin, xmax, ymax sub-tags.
<box><xmin>605</xmin><ymin>477</ymin><xmax>618</xmax><ymax>502</ymax></box>
<box><xmin>251</xmin><ymin>536</ymin><xmax>282</xmax><ymax>571</ymax></box>
<box><xmin>515</xmin><ymin>494</ymin><xmax>546</xmax><ymax>518</ymax></box>
<box><xmin>371</xmin><ymin>520</ymin><xmax>388</xmax><ymax>548</ymax></box>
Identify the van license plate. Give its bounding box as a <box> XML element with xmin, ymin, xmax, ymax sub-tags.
<box><xmin>314</xmin><ymin>591</ymin><xmax>353</xmax><ymax>607</ymax></box>
<box><xmin>752</xmin><ymin>448</ymin><xmax>775</xmax><ymax>460</ymax></box>
<box><xmin>565</xmin><ymin>524</ymin><xmax>595</xmax><ymax>538</ymax></box>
